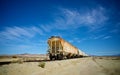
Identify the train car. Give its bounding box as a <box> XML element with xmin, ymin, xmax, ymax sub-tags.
<box><xmin>47</xmin><ymin>36</ymin><xmax>88</xmax><ymax>60</ymax></box>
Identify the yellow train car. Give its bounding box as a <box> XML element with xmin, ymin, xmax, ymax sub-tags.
<box><xmin>47</xmin><ymin>36</ymin><xmax>88</xmax><ymax>60</ymax></box>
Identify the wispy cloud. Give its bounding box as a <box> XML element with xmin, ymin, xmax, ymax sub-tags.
<box><xmin>91</xmin><ymin>35</ymin><xmax>105</xmax><ymax>40</ymax></box>
<box><xmin>110</xmin><ymin>29</ymin><xmax>119</xmax><ymax>33</ymax></box>
<box><xmin>30</xmin><ymin>26</ymin><xmax>44</xmax><ymax>35</ymax></box>
<box><xmin>110</xmin><ymin>22</ymin><xmax>120</xmax><ymax>34</ymax></box>
<box><xmin>0</xmin><ymin>26</ymin><xmax>47</xmax><ymax>54</ymax></box>
<box><xmin>40</xmin><ymin>25</ymin><xmax>52</xmax><ymax>32</ymax></box>
<box><xmin>31</xmin><ymin>6</ymin><xmax>108</xmax><ymax>32</ymax></box>
<box><xmin>68</xmin><ymin>37</ymin><xmax>87</xmax><ymax>43</ymax></box>
<box><xmin>0</xmin><ymin>26</ymin><xmax>44</xmax><ymax>41</ymax></box>
<box><xmin>103</xmin><ymin>36</ymin><xmax>111</xmax><ymax>39</ymax></box>
<box><xmin>90</xmin><ymin>34</ymin><xmax>112</xmax><ymax>40</ymax></box>
<box><xmin>52</xmin><ymin>6</ymin><xmax>108</xmax><ymax>30</ymax></box>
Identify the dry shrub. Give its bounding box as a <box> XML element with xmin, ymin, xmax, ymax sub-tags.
<box><xmin>12</xmin><ymin>56</ymin><xmax>18</xmax><ymax>58</ymax></box>
<box><xmin>38</xmin><ymin>62</ymin><xmax>45</xmax><ymax>68</ymax></box>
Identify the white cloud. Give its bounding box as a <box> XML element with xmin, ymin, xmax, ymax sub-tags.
<box><xmin>90</xmin><ymin>34</ymin><xmax>112</xmax><ymax>40</ymax></box>
<box><xmin>0</xmin><ymin>26</ymin><xmax>44</xmax><ymax>41</ymax></box>
<box><xmin>13</xmin><ymin>26</ymin><xmax>33</xmax><ymax>37</ymax></box>
<box><xmin>40</xmin><ymin>25</ymin><xmax>52</xmax><ymax>32</ymax></box>
<box><xmin>30</xmin><ymin>26</ymin><xmax>44</xmax><ymax>35</ymax></box>
<box><xmin>92</xmin><ymin>35</ymin><xmax>105</xmax><ymax>40</ymax></box>
<box><xmin>0</xmin><ymin>26</ymin><xmax>47</xmax><ymax>54</ymax></box>
<box><xmin>68</xmin><ymin>38</ymin><xmax>87</xmax><ymax>44</ymax></box>
<box><xmin>68</xmin><ymin>40</ymin><xmax>74</xmax><ymax>43</ymax></box>
<box><xmin>103</xmin><ymin>36</ymin><xmax>111</xmax><ymax>39</ymax></box>
<box><xmin>53</xmin><ymin>6</ymin><xmax>108</xmax><ymax>30</ymax></box>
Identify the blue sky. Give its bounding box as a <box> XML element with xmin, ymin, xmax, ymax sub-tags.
<box><xmin>0</xmin><ymin>0</ymin><xmax>120</xmax><ymax>55</ymax></box>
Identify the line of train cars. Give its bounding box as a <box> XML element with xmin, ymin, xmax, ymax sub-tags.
<box><xmin>47</xmin><ymin>36</ymin><xmax>88</xmax><ymax>60</ymax></box>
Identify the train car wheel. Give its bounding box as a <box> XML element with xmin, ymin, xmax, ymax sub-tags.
<box><xmin>49</xmin><ymin>56</ymin><xmax>52</xmax><ymax>60</ymax></box>
<box><xmin>57</xmin><ymin>54</ymin><xmax>63</xmax><ymax>60</ymax></box>
<box><xmin>49</xmin><ymin>54</ymin><xmax>53</xmax><ymax>60</ymax></box>
<box><xmin>55</xmin><ymin>56</ymin><xmax>58</xmax><ymax>60</ymax></box>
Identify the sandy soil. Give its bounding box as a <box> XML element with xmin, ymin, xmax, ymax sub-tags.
<box><xmin>0</xmin><ymin>57</ymin><xmax>120</xmax><ymax>75</ymax></box>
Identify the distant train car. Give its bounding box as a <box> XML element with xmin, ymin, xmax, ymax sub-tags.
<box><xmin>47</xmin><ymin>36</ymin><xmax>88</xmax><ymax>60</ymax></box>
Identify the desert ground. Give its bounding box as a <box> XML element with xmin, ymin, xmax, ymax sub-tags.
<box><xmin>0</xmin><ymin>55</ymin><xmax>120</xmax><ymax>75</ymax></box>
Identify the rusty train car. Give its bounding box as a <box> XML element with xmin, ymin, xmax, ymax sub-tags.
<box><xmin>47</xmin><ymin>36</ymin><xmax>88</xmax><ymax>60</ymax></box>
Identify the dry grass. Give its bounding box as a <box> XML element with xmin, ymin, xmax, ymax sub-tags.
<box><xmin>11</xmin><ymin>59</ymin><xmax>24</xmax><ymax>64</ymax></box>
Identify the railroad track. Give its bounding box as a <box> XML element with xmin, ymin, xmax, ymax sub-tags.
<box><xmin>0</xmin><ymin>57</ymin><xmax>88</xmax><ymax>66</ymax></box>
<box><xmin>0</xmin><ymin>60</ymin><xmax>50</xmax><ymax>66</ymax></box>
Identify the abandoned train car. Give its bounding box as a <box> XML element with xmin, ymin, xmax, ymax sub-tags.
<box><xmin>47</xmin><ymin>36</ymin><xmax>88</xmax><ymax>60</ymax></box>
